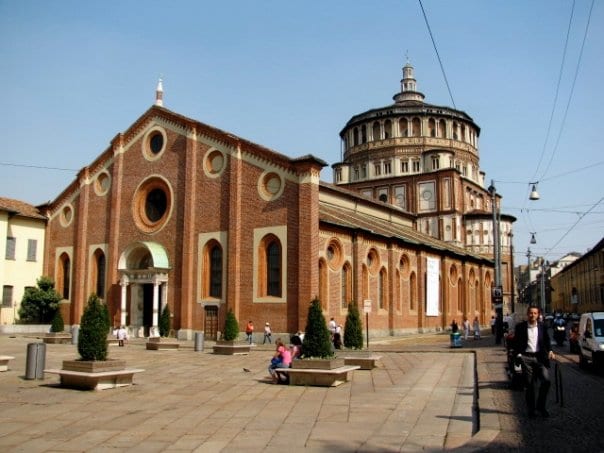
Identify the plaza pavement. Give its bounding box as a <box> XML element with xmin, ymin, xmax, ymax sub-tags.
<box><xmin>0</xmin><ymin>332</ymin><xmax>504</xmax><ymax>452</ymax></box>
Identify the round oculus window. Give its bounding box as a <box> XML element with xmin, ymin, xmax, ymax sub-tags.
<box><xmin>149</xmin><ymin>132</ymin><xmax>164</xmax><ymax>154</ymax></box>
<box><xmin>143</xmin><ymin>127</ymin><xmax>167</xmax><ymax>160</ymax></box>
<box><xmin>94</xmin><ymin>171</ymin><xmax>111</xmax><ymax>196</ymax></box>
<box><xmin>204</xmin><ymin>149</ymin><xmax>226</xmax><ymax>177</ymax></box>
<box><xmin>60</xmin><ymin>204</ymin><xmax>74</xmax><ymax>227</ymax></box>
<box><xmin>133</xmin><ymin>177</ymin><xmax>173</xmax><ymax>233</ymax></box>
<box><xmin>258</xmin><ymin>171</ymin><xmax>284</xmax><ymax>201</ymax></box>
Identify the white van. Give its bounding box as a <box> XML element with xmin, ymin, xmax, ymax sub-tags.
<box><xmin>578</xmin><ymin>312</ymin><xmax>604</xmax><ymax>369</ymax></box>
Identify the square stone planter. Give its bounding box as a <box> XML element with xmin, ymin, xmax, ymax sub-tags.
<box><xmin>213</xmin><ymin>341</ymin><xmax>251</xmax><ymax>355</ymax></box>
<box><xmin>43</xmin><ymin>332</ymin><xmax>72</xmax><ymax>344</ymax></box>
<box><xmin>44</xmin><ymin>359</ymin><xmax>143</xmax><ymax>390</ymax></box>
<box><xmin>291</xmin><ymin>357</ymin><xmax>344</xmax><ymax>369</ymax></box>
<box><xmin>62</xmin><ymin>359</ymin><xmax>127</xmax><ymax>373</ymax></box>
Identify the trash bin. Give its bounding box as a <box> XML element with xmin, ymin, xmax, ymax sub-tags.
<box><xmin>194</xmin><ymin>331</ymin><xmax>204</xmax><ymax>352</ymax></box>
<box><xmin>71</xmin><ymin>325</ymin><xmax>79</xmax><ymax>345</ymax></box>
<box><xmin>450</xmin><ymin>332</ymin><xmax>462</xmax><ymax>348</ymax></box>
<box><xmin>25</xmin><ymin>342</ymin><xmax>46</xmax><ymax>380</ymax></box>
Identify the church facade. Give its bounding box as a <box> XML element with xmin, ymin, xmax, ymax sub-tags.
<box><xmin>42</xmin><ymin>69</ymin><xmax>499</xmax><ymax>340</ymax></box>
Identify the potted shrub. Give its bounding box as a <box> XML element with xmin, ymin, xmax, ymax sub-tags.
<box><xmin>213</xmin><ymin>309</ymin><xmax>250</xmax><ymax>355</ymax></box>
<box><xmin>50</xmin><ymin>309</ymin><xmax>64</xmax><ymax>333</ymax></box>
<box><xmin>159</xmin><ymin>304</ymin><xmax>171</xmax><ymax>337</ymax></box>
<box><xmin>44</xmin><ymin>307</ymin><xmax>71</xmax><ymax>344</ymax></box>
<box><xmin>63</xmin><ymin>294</ymin><xmax>125</xmax><ymax>373</ymax></box>
<box><xmin>294</xmin><ymin>298</ymin><xmax>343</xmax><ymax>369</ymax></box>
<box><xmin>343</xmin><ymin>301</ymin><xmax>364</xmax><ymax>350</ymax></box>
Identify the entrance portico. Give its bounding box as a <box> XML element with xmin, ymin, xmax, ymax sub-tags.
<box><xmin>118</xmin><ymin>242</ymin><xmax>171</xmax><ymax>337</ymax></box>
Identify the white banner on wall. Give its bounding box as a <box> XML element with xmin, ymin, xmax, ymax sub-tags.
<box><xmin>426</xmin><ymin>257</ymin><xmax>440</xmax><ymax>317</ymax></box>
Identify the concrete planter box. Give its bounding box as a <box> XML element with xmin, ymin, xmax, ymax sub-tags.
<box><xmin>44</xmin><ymin>359</ymin><xmax>143</xmax><ymax>390</ymax></box>
<box><xmin>213</xmin><ymin>341</ymin><xmax>250</xmax><ymax>355</ymax></box>
<box><xmin>291</xmin><ymin>357</ymin><xmax>344</xmax><ymax>370</ymax></box>
<box><xmin>146</xmin><ymin>337</ymin><xmax>179</xmax><ymax>350</ymax></box>
<box><xmin>62</xmin><ymin>359</ymin><xmax>127</xmax><ymax>373</ymax></box>
<box><xmin>43</xmin><ymin>333</ymin><xmax>72</xmax><ymax>344</ymax></box>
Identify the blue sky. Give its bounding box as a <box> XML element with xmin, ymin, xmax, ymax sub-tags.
<box><xmin>1</xmin><ymin>0</ymin><xmax>602</xmax><ymax>263</ymax></box>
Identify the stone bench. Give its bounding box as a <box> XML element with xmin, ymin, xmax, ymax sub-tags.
<box><xmin>0</xmin><ymin>355</ymin><xmax>15</xmax><ymax>372</ymax></box>
<box><xmin>344</xmin><ymin>355</ymin><xmax>382</xmax><ymax>370</ymax></box>
<box><xmin>44</xmin><ymin>368</ymin><xmax>144</xmax><ymax>390</ymax></box>
<box><xmin>275</xmin><ymin>365</ymin><xmax>360</xmax><ymax>387</ymax></box>
<box><xmin>146</xmin><ymin>341</ymin><xmax>179</xmax><ymax>350</ymax></box>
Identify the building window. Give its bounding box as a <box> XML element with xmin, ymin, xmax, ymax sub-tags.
<box><xmin>354</xmin><ymin>167</ymin><xmax>359</xmax><ymax>180</ymax></box>
<box><xmin>361</xmin><ymin>165</ymin><xmax>367</xmax><ymax>179</ymax></box>
<box><xmin>412</xmin><ymin>161</ymin><xmax>420</xmax><ymax>172</ymax></box>
<box><xmin>412</xmin><ymin>118</ymin><xmax>421</xmax><ymax>137</ymax></box>
<box><xmin>399</xmin><ymin>118</ymin><xmax>408</xmax><ymax>137</ymax></box>
<box><xmin>93</xmin><ymin>249</ymin><xmax>106</xmax><ymax>299</ymax></box>
<box><xmin>401</xmin><ymin>161</ymin><xmax>409</xmax><ymax>173</ymax></box>
<box><xmin>341</xmin><ymin>263</ymin><xmax>351</xmax><ymax>309</ymax></box>
<box><xmin>209</xmin><ymin>244</ymin><xmax>222</xmax><ymax>298</ymax></box>
<box><xmin>2</xmin><ymin>285</ymin><xmax>13</xmax><ymax>307</ymax></box>
<box><xmin>58</xmin><ymin>253</ymin><xmax>70</xmax><ymax>300</ymax></box>
<box><xmin>267</xmin><ymin>241</ymin><xmax>281</xmax><ymax>296</ymax></box>
<box><xmin>335</xmin><ymin>169</ymin><xmax>342</xmax><ymax>183</ymax></box>
<box><xmin>378</xmin><ymin>268</ymin><xmax>387</xmax><ymax>310</ymax></box>
<box><xmin>384</xmin><ymin>120</ymin><xmax>392</xmax><ymax>139</ymax></box>
<box><xmin>374</xmin><ymin>163</ymin><xmax>381</xmax><ymax>176</ymax></box>
<box><xmin>27</xmin><ymin>239</ymin><xmax>37</xmax><ymax>262</ymax></box>
<box><xmin>394</xmin><ymin>186</ymin><xmax>406</xmax><ymax>210</ymax></box>
<box><xmin>5</xmin><ymin>237</ymin><xmax>16</xmax><ymax>260</ymax></box>
<box><xmin>384</xmin><ymin>161</ymin><xmax>392</xmax><ymax>175</ymax></box>
<box><xmin>432</xmin><ymin>156</ymin><xmax>440</xmax><ymax>170</ymax></box>
<box><xmin>372</xmin><ymin>121</ymin><xmax>381</xmax><ymax>141</ymax></box>
<box><xmin>361</xmin><ymin>125</ymin><xmax>367</xmax><ymax>143</ymax></box>
<box><xmin>319</xmin><ymin>259</ymin><xmax>328</xmax><ymax>310</ymax></box>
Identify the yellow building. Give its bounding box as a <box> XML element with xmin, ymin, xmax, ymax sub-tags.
<box><xmin>0</xmin><ymin>197</ymin><xmax>47</xmax><ymax>325</ymax></box>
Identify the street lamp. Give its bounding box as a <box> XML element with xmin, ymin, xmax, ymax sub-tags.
<box><xmin>488</xmin><ymin>179</ymin><xmax>503</xmax><ymax>344</ymax></box>
<box><xmin>529</xmin><ymin>182</ymin><xmax>540</xmax><ymax>200</ymax></box>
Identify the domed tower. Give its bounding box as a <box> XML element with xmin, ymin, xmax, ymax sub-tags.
<box><xmin>332</xmin><ymin>61</ymin><xmax>515</xmax><ymax>312</ymax></box>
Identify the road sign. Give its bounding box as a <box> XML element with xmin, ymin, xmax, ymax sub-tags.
<box><xmin>363</xmin><ymin>300</ymin><xmax>372</xmax><ymax>314</ymax></box>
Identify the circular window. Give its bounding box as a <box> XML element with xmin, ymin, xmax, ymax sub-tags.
<box><xmin>258</xmin><ymin>171</ymin><xmax>284</xmax><ymax>201</ymax></box>
<box><xmin>367</xmin><ymin>248</ymin><xmax>380</xmax><ymax>274</ymax></box>
<box><xmin>59</xmin><ymin>204</ymin><xmax>74</xmax><ymax>227</ymax></box>
<box><xmin>203</xmin><ymin>149</ymin><xmax>226</xmax><ymax>178</ymax></box>
<box><xmin>133</xmin><ymin>176</ymin><xmax>173</xmax><ymax>233</ymax></box>
<box><xmin>142</xmin><ymin>127</ymin><xmax>167</xmax><ymax>160</ymax></box>
<box><xmin>326</xmin><ymin>239</ymin><xmax>343</xmax><ymax>270</ymax></box>
<box><xmin>94</xmin><ymin>171</ymin><xmax>111</xmax><ymax>196</ymax></box>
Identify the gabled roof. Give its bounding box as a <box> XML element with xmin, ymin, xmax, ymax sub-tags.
<box><xmin>0</xmin><ymin>197</ymin><xmax>46</xmax><ymax>220</ymax></box>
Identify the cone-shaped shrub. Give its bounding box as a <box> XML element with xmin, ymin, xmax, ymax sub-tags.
<box><xmin>78</xmin><ymin>294</ymin><xmax>109</xmax><ymax>361</ymax></box>
<box><xmin>344</xmin><ymin>301</ymin><xmax>364</xmax><ymax>349</ymax></box>
<box><xmin>302</xmin><ymin>298</ymin><xmax>333</xmax><ymax>358</ymax></box>
<box><xmin>50</xmin><ymin>308</ymin><xmax>64</xmax><ymax>333</ymax></box>
<box><xmin>159</xmin><ymin>304</ymin><xmax>171</xmax><ymax>337</ymax></box>
<box><xmin>223</xmin><ymin>309</ymin><xmax>239</xmax><ymax>341</ymax></box>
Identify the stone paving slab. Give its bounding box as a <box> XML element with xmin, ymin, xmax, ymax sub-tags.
<box><xmin>1</xmin><ymin>334</ymin><xmax>480</xmax><ymax>451</ymax></box>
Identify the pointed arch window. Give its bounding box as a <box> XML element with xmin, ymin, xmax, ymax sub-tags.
<box><xmin>93</xmin><ymin>249</ymin><xmax>106</xmax><ymax>299</ymax></box>
<box><xmin>341</xmin><ymin>262</ymin><xmax>352</xmax><ymax>309</ymax></box>
<box><xmin>58</xmin><ymin>253</ymin><xmax>71</xmax><ymax>300</ymax></box>
<box><xmin>267</xmin><ymin>240</ymin><xmax>282</xmax><ymax>297</ymax></box>
<box><xmin>209</xmin><ymin>244</ymin><xmax>223</xmax><ymax>298</ymax></box>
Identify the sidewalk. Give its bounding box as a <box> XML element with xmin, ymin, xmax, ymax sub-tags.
<box><xmin>0</xmin><ymin>332</ymin><xmax>508</xmax><ymax>452</ymax></box>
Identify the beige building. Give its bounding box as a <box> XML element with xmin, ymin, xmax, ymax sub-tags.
<box><xmin>551</xmin><ymin>237</ymin><xmax>604</xmax><ymax>314</ymax></box>
<box><xmin>0</xmin><ymin>197</ymin><xmax>47</xmax><ymax>325</ymax></box>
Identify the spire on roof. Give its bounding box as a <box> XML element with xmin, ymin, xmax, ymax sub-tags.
<box><xmin>155</xmin><ymin>77</ymin><xmax>164</xmax><ymax>107</ymax></box>
<box><xmin>393</xmin><ymin>59</ymin><xmax>425</xmax><ymax>104</ymax></box>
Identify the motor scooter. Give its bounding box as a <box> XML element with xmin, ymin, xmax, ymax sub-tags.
<box><xmin>553</xmin><ymin>323</ymin><xmax>566</xmax><ymax>346</ymax></box>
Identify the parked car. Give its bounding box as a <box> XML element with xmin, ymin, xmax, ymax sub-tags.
<box><xmin>578</xmin><ymin>312</ymin><xmax>604</xmax><ymax>370</ymax></box>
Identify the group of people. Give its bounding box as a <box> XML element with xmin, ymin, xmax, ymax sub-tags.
<box><xmin>329</xmin><ymin>317</ymin><xmax>343</xmax><ymax>349</ymax></box>
<box><xmin>450</xmin><ymin>316</ymin><xmax>481</xmax><ymax>340</ymax></box>
<box><xmin>245</xmin><ymin>320</ymin><xmax>274</xmax><ymax>345</ymax></box>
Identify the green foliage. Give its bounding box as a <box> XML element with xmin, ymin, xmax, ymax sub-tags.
<box><xmin>159</xmin><ymin>304</ymin><xmax>171</xmax><ymax>337</ymax></box>
<box><xmin>17</xmin><ymin>276</ymin><xmax>62</xmax><ymax>324</ymax></box>
<box><xmin>101</xmin><ymin>302</ymin><xmax>111</xmax><ymax>335</ymax></box>
<box><xmin>50</xmin><ymin>308</ymin><xmax>64</xmax><ymax>333</ymax></box>
<box><xmin>343</xmin><ymin>301</ymin><xmax>364</xmax><ymax>349</ymax></box>
<box><xmin>302</xmin><ymin>298</ymin><xmax>334</xmax><ymax>358</ymax></box>
<box><xmin>78</xmin><ymin>294</ymin><xmax>109</xmax><ymax>361</ymax></box>
<box><xmin>223</xmin><ymin>309</ymin><xmax>239</xmax><ymax>341</ymax></box>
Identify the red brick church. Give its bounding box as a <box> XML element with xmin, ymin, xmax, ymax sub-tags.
<box><xmin>43</xmin><ymin>70</ymin><xmax>498</xmax><ymax>340</ymax></box>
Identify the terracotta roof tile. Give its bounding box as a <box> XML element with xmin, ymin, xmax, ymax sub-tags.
<box><xmin>0</xmin><ymin>197</ymin><xmax>46</xmax><ymax>220</ymax></box>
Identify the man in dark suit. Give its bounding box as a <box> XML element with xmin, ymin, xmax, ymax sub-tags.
<box><xmin>513</xmin><ymin>306</ymin><xmax>556</xmax><ymax>418</ymax></box>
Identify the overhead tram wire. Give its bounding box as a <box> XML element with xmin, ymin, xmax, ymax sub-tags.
<box><xmin>418</xmin><ymin>0</ymin><xmax>456</xmax><ymax>109</ymax></box>
<box><xmin>0</xmin><ymin>161</ymin><xmax>78</xmax><ymax>172</ymax></box>
<box><xmin>540</xmin><ymin>0</ymin><xmax>596</xmax><ymax>181</ymax></box>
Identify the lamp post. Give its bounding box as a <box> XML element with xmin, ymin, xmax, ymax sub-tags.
<box><xmin>488</xmin><ymin>180</ymin><xmax>503</xmax><ymax>345</ymax></box>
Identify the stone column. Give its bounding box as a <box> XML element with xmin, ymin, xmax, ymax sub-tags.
<box><xmin>151</xmin><ymin>277</ymin><xmax>160</xmax><ymax>337</ymax></box>
<box><xmin>119</xmin><ymin>275</ymin><xmax>129</xmax><ymax>328</ymax></box>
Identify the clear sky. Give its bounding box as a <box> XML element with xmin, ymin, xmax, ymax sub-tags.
<box><xmin>1</xmin><ymin>0</ymin><xmax>602</xmax><ymax>264</ymax></box>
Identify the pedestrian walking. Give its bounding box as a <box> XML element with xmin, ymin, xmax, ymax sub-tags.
<box><xmin>263</xmin><ymin>322</ymin><xmax>272</xmax><ymax>344</ymax></box>
<box><xmin>513</xmin><ymin>306</ymin><xmax>555</xmax><ymax>418</ymax></box>
<box><xmin>463</xmin><ymin>317</ymin><xmax>471</xmax><ymax>340</ymax></box>
<box><xmin>116</xmin><ymin>326</ymin><xmax>128</xmax><ymax>347</ymax></box>
<box><xmin>473</xmin><ymin>317</ymin><xmax>480</xmax><ymax>339</ymax></box>
<box><xmin>245</xmin><ymin>320</ymin><xmax>254</xmax><ymax>344</ymax></box>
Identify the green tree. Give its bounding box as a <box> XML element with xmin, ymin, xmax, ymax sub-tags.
<box><xmin>159</xmin><ymin>304</ymin><xmax>171</xmax><ymax>337</ymax></box>
<box><xmin>302</xmin><ymin>298</ymin><xmax>333</xmax><ymax>358</ymax></box>
<box><xmin>343</xmin><ymin>301</ymin><xmax>364</xmax><ymax>349</ymax></box>
<box><xmin>223</xmin><ymin>309</ymin><xmax>239</xmax><ymax>341</ymax></box>
<box><xmin>18</xmin><ymin>276</ymin><xmax>62</xmax><ymax>324</ymax></box>
<box><xmin>78</xmin><ymin>294</ymin><xmax>109</xmax><ymax>361</ymax></box>
<box><xmin>50</xmin><ymin>308</ymin><xmax>64</xmax><ymax>333</ymax></box>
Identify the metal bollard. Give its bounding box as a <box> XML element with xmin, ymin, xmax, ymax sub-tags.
<box><xmin>71</xmin><ymin>325</ymin><xmax>79</xmax><ymax>345</ymax></box>
<box><xmin>25</xmin><ymin>343</ymin><xmax>46</xmax><ymax>380</ymax></box>
<box><xmin>194</xmin><ymin>331</ymin><xmax>204</xmax><ymax>352</ymax></box>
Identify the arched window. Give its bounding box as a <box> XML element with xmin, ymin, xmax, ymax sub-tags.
<box><xmin>372</xmin><ymin>122</ymin><xmax>381</xmax><ymax>141</ymax></box>
<box><xmin>341</xmin><ymin>262</ymin><xmax>352</xmax><ymax>309</ymax></box>
<box><xmin>58</xmin><ymin>253</ymin><xmax>70</xmax><ymax>300</ymax></box>
<box><xmin>361</xmin><ymin>125</ymin><xmax>367</xmax><ymax>143</ymax></box>
<box><xmin>93</xmin><ymin>249</ymin><xmax>106</xmax><ymax>299</ymax></box>
<box><xmin>353</xmin><ymin>127</ymin><xmax>359</xmax><ymax>146</ymax></box>
<box><xmin>378</xmin><ymin>268</ymin><xmax>387</xmax><ymax>309</ymax></box>
<box><xmin>209</xmin><ymin>244</ymin><xmax>222</xmax><ymax>298</ymax></box>
<box><xmin>319</xmin><ymin>258</ymin><xmax>327</xmax><ymax>310</ymax></box>
<box><xmin>410</xmin><ymin>271</ymin><xmax>417</xmax><ymax>311</ymax></box>
<box><xmin>266</xmin><ymin>240</ymin><xmax>281</xmax><ymax>297</ymax></box>
<box><xmin>384</xmin><ymin>120</ymin><xmax>392</xmax><ymax>139</ymax></box>
<box><xmin>428</xmin><ymin>118</ymin><xmax>436</xmax><ymax>137</ymax></box>
<box><xmin>412</xmin><ymin>118</ymin><xmax>421</xmax><ymax>137</ymax></box>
